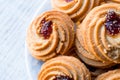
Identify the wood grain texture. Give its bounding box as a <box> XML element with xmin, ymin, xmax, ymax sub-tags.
<box><xmin>0</xmin><ymin>0</ymin><xmax>44</xmax><ymax>80</ymax></box>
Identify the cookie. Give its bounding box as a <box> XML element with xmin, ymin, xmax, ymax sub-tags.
<box><xmin>96</xmin><ymin>69</ymin><xmax>120</xmax><ymax>80</ymax></box>
<box><xmin>26</xmin><ymin>10</ymin><xmax>74</xmax><ymax>61</ymax></box>
<box><xmin>38</xmin><ymin>56</ymin><xmax>91</xmax><ymax>80</ymax></box>
<box><xmin>75</xmin><ymin>3</ymin><xmax>120</xmax><ymax>68</ymax></box>
<box><xmin>51</xmin><ymin>0</ymin><xmax>102</xmax><ymax>22</ymax></box>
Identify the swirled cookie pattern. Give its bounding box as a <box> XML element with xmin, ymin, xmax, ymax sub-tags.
<box><xmin>27</xmin><ymin>11</ymin><xmax>74</xmax><ymax>61</ymax></box>
<box><xmin>76</xmin><ymin>3</ymin><xmax>120</xmax><ymax>68</ymax></box>
<box><xmin>38</xmin><ymin>56</ymin><xmax>91</xmax><ymax>80</ymax></box>
<box><xmin>51</xmin><ymin>0</ymin><xmax>101</xmax><ymax>21</ymax></box>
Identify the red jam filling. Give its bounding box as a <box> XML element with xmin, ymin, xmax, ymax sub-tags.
<box><xmin>105</xmin><ymin>11</ymin><xmax>120</xmax><ymax>36</ymax></box>
<box><xmin>53</xmin><ymin>75</ymin><xmax>73</xmax><ymax>80</ymax></box>
<box><xmin>40</xmin><ymin>18</ymin><xmax>53</xmax><ymax>39</ymax></box>
<box><xmin>65</xmin><ymin>0</ymin><xmax>73</xmax><ymax>2</ymax></box>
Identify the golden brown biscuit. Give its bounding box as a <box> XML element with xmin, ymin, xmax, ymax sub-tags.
<box><xmin>26</xmin><ymin>10</ymin><xmax>74</xmax><ymax>61</ymax></box>
<box><xmin>38</xmin><ymin>56</ymin><xmax>91</xmax><ymax>80</ymax></box>
<box><xmin>75</xmin><ymin>25</ymin><xmax>114</xmax><ymax>68</ymax></box>
<box><xmin>96</xmin><ymin>69</ymin><xmax>120</xmax><ymax>80</ymax></box>
<box><xmin>51</xmin><ymin>0</ymin><xmax>102</xmax><ymax>22</ymax></box>
<box><xmin>75</xmin><ymin>3</ymin><xmax>120</xmax><ymax>68</ymax></box>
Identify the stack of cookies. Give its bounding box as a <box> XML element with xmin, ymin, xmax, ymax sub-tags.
<box><xmin>26</xmin><ymin>0</ymin><xmax>120</xmax><ymax>80</ymax></box>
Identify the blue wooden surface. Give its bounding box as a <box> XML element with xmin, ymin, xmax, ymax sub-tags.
<box><xmin>0</xmin><ymin>0</ymin><xmax>44</xmax><ymax>80</ymax></box>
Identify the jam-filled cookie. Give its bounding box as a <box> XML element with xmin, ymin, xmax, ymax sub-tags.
<box><xmin>38</xmin><ymin>56</ymin><xmax>91</xmax><ymax>80</ymax></box>
<box><xmin>26</xmin><ymin>10</ymin><xmax>74</xmax><ymax>61</ymax></box>
<box><xmin>75</xmin><ymin>3</ymin><xmax>120</xmax><ymax>68</ymax></box>
<box><xmin>51</xmin><ymin>0</ymin><xmax>102</xmax><ymax>22</ymax></box>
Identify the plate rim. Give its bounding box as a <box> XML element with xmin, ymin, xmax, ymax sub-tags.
<box><xmin>24</xmin><ymin>0</ymin><xmax>49</xmax><ymax>80</ymax></box>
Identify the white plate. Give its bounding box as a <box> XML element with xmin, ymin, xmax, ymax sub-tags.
<box><xmin>25</xmin><ymin>0</ymin><xmax>52</xmax><ymax>80</ymax></box>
